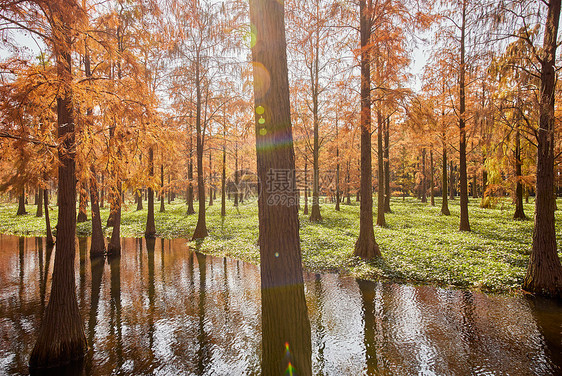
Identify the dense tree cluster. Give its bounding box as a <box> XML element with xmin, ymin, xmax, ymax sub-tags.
<box><xmin>1</xmin><ymin>0</ymin><xmax>561</xmax><ymax>370</ymax></box>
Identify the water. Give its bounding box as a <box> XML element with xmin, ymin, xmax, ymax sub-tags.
<box><xmin>0</xmin><ymin>234</ymin><xmax>561</xmax><ymax>375</ymax></box>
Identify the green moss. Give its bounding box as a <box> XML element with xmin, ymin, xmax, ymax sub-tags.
<box><xmin>2</xmin><ymin>196</ymin><xmax>561</xmax><ymax>293</ymax></box>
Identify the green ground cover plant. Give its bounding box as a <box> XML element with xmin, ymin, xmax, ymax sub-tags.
<box><xmin>2</xmin><ymin>196</ymin><xmax>560</xmax><ymax>292</ymax></box>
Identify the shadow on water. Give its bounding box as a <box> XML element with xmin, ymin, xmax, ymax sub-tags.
<box><xmin>0</xmin><ymin>235</ymin><xmax>562</xmax><ymax>375</ymax></box>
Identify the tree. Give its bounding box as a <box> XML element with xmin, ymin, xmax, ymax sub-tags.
<box><xmin>249</xmin><ymin>0</ymin><xmax>311</xmax><ymax>374</ymax></box>
<box><xmin>354</xmin><ymin>0</ymin><xmax>381</xmax><ymax>260</ymax></box>
<box><xmin>25</xmin><ymin>0</ymin><xmax>88</xmax><ymax>368</ymax></box>
<box><xmin>522</xmin><ymin>0</ymin><xmax>562</xmax><ymax>297</ymax></box>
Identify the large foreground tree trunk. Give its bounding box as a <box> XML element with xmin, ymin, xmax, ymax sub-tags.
<box><xmin>30</xmin><ymin>6</ymin><xmax>87</xmax><ymax>366</ymax></box>
<box><xmin>523</xmin><ymin>0</ymin><xmax>562</xmax><ymax>297</ymax></box>
<box><xmin>355</xmin><ymin>0</ymin><xmax>381</xmax><ymax>260</ymax></box>
<box><xmin>249</xmin><ymin>0</ymin><xmax>311</xmax><ymax>373</ymax></box>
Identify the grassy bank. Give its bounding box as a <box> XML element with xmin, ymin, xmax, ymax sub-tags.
<box><xmin>1</xmin><ymin>196</ymin><xmax>561</xmax><ymax>292</ymax></box>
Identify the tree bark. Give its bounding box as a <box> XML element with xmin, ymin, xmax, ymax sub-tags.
<box><xmin>30</xmin><ymin>7</ymin><xmax>87</xmax><ymax>366</ymax></box>
<box><xmin>523</xmin><ymin>0</ymin><xmax>562</xmax><ymax>297</ymax></box>
<box><xmin>355</xmin><ymin>0</ymin><xmax>381</xmax><ymax>260</ymax></box>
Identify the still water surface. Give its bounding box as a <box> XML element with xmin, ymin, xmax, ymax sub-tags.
<box><xmin>0</xmin><ymin>234</ymin><xmax>561</xmax><ymax>375</ymax></box>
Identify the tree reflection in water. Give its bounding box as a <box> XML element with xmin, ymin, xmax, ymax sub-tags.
<box><xmin>261</xmin><ymin>283</ymin><xmax>312</xmax><ymax>376</ymax></box>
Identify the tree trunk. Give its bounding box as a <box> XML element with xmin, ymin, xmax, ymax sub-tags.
<box><xmin>100</xmin><ymin>173</ymin><xmax>104</xmax><ymax>209</ymax></box>
<box><xmin>29</xmin><ymin>12</ymin><xmax>87</xmax><ymax>366</ymax></box>
<box><xmin>17</xmin><ymin>187</ymin><xmax>26</xmax><ymax>215</ymax></box>
<box><xmin>208</xmin><ymin>150</ymin><xmax>214</xmax><ymax>207</ymax></box>
<box><xmin>187</xmin><ymin>115</ymin><xmax>196</xmax><ymax>214</ymax></box>
<box><xmin>160</xmin><ymin>161</ymin><xmax>165</xmax><ymax>213</ymax></box>
<box><xmin>421</xmin><ymin>148</ymin><xmax>427</xmax><ymax>203</ymax></box>
<box><xmin>135</xmin><ymin>190</ymin><xmax>143</xmax><ymax>210</ymax></box>
<box><xmin>449</xmin><ymin>161</ymin><xmax>455</xmax><ymax>200</ymax></box>
<box><xmin>221</xmin><ymin>125</ymin><xmax>226</xmax><ymax>217</ymax></box>
<box><xmin>514</xmin><ymin>124</ymin><xmax>526</xmax><ymax>220</ymax></box>
<box><xmin>250</xmin><ymin>0</ymin><xmax>311</xmax><ymax>370</ymax></box>
<box><xmin>89</xmin><ymin>167</ymin><xmax>105</xmax><ymax>258</ymax></box>
<box><xmin>192</xmin><ymin>56</ymin><xmax>208</xmax><ymax>239</ymax></box>
<box><xmin>76</xmin><ymin>181</ymin><xmax>88</xmax><ymax>223</ymax></box>
<box><xmin>36</xmin><ymin>188</ymin><xmax>43</xmax><ymax>217</ymax></box>
<box><xmin>335</xmin><ymin>125</ymin><xmax>340</xmax><ymax>212</ymax></box>
<box><xmin>441</xmin><ymin>143</ymin><xmax>450</xmax><ymax>215</ymax></box>
<box><xmin>234</xmin><ymin>142</ymin><xmax>239</xmax><ymax>207</ymax></box>
<box><xmin>168</xmin><ymin>174</ymin><xmax>172</xmax><ymax>204</ymax></box>
<box><xmin>145</xmin><ymin>147</ymin><xmax>156</xmax><ymax>238</ymax></box>
<box><xmin>523</xmin><ymin>0</ymin><xmax>562</xmax><ymax>297</ymax></box>
<box><xmin>458</xmin><ymin>0</ymin><xmax>471</xmax><ymax>231</ymax></box>
<box><xmin>376</xmin><ymin>110</ymin><xmax>386</xmax><ymax>227</ymax></box>
<box><xmin>355</xmin><ymin>0</ymin><xmax>381</xmax><ymax>260</ymax></box>
<box><xmin>107</xmin><ymin>183</ymin><xmax>121</xmax><ymax>256</ymax></box>
<box><xmin>384</xmin><ymin>117</ymin><xmax>391</xmax><ymax>213</ymax></box>
<box><xmin>430</xmin><ymin>149</ymin><xmax>435</xmax><ymax>206</ymax></box>
<box><xmin>303</xmin><ymin>161</ymin><xmax>309</xmax><ymax>215</ymax></box>
<box><xmin>44</xmin><ymin>188</ymin><xmax>54</xmax><ymax>247</ymax></box>
<box><xmin>346</xmin><ymin>161</ymin><xmax>351</xmax><ymax>205</ymax></box>
<box><xmin>481</xmin><ymin>161</ymin><xmax>488</xmax><ymax>206</ymax></box>
<box><xmin>309</xmin><ymin>43</ymin><xmax>322</xmax><ymax>222</ymax></box>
